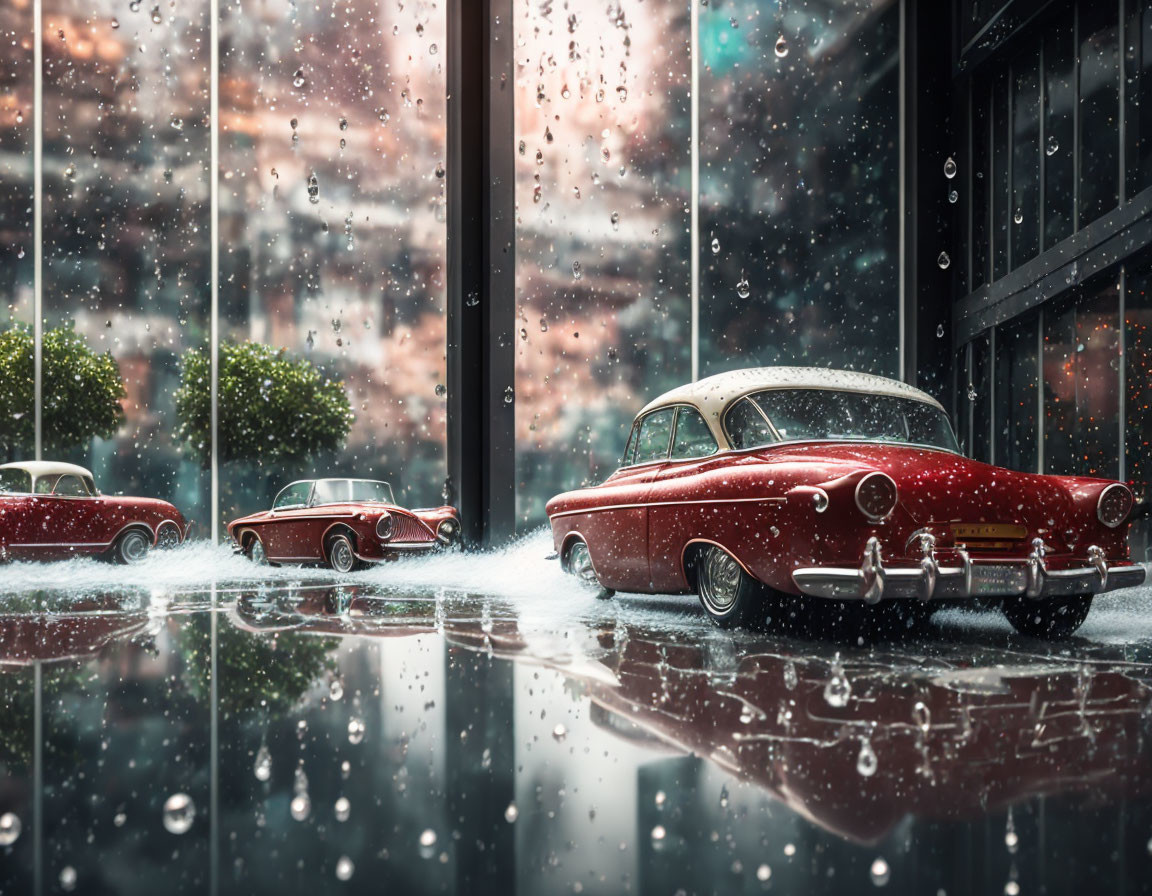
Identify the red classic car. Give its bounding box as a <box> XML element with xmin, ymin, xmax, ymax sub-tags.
<box><xmin>546</xmin><ymin>367</ymin><xmax>1147</xmax><ymax>637</ymax></box>
<box><xmin>227</xmin><ymin>477</ymin><xmax>460</xmax><ymax>573</ymax></box>
<box><xmin>0</xmin><ymin>461</ymin><xmax>188</xmax><ymax>563</ymax></box>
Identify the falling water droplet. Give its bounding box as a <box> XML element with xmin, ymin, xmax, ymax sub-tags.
<box><xmin>757</xmin><ymin>864</ymin><xmax>772</xmax><ymax>882</ymax></box>
<box><xmin>334</xmin><ymin>796</ymin><xmax>351</xmax><ymax>822</ymax></box>
<box><xmin>347</xmin><ymin>717</ymin><xmax>366</xmax><ymax>745</ymax></box>
<box><xmin>329</xmin><ymin>678</ymin><xmax>344</xmax><ymax>701</ymax></box>
<box><xmin>870</xmin><ymin>857</ymin><xmax>891</xmax><ymax>886</ymax></box>
<box><xmin>783</xmin><ymin>661</ymin><xmax>798</xmax><ymax>690</ymax></box>
<box><xmin>823</xmin><ymin>666</ymin><xmax>851</xmax><ymax>707</ymax></box>
<box><xmin>856</xmin><ymin>740</ymin><xmax>878</xmax><ymax>777</ymax></box>
<box><xmin>943</xmin><ymin>156</ymin><xmax>957</xmax><ymax>178</ymax></box>
<box><xmin>936</xmin><ymin>324</ymin><xmax>945</xmax><ymax>338</ymax></box>
<box><xmin>711</xmin><ymin>235</ymin><xmax>720</xmax><ymax>254</ymax></box>
<box><xmin>59</xmin><ymin>867</ymin><xmax>77</xmax><ymax>892</ymax></box>
<box><xmin>1004</xmin><ymin>809</ymin><xmax>1019</xmax><ymax>852</ymax></box>
<box><xmin>0</xmin><ymin>813</ymin><xmax>21</xmax><ymax>846</ymax></box>
<box><xmin>254</xmin><ymin>745</ymin><xmax>272</xmax><ymax>781</ymax></box>
<box><xmin>1014</xmin><ymin>209</ymin><xmax>1024</xmax><ymax>225</ymax></box>
<box><xmin>736</xmin><ymin>274</ymin><xmax>750</xmax><ymax>299</ymax></box>
<box><xmin>420</xmin><ymin>828</ymin><xmax>437</xmax><ymax>848</ymax></box>
<box><xmin>937</xmin><ymin>251</ymin><xmax>951</xmax><ymax>269</ymax></box>
<box><xmin>504</xmin><ymin>802</ymin><xmax>519</xmax><ymax>823</ymax></box>
<box><xmin>290</xmin><ymin>794</ymin><xmax>311</xmax><ymax>821</ymax></box>
<box><xmin>552</xmin><ymin>723</ymin><xmax>567</xmax><ymax>741</ymax></box>
<box><xmin>948</xmin><ymin>189</ymin><xmax>958</xmax><ymax>203</ymax></box>
<box><xmin>651</xmin><ymin>824</ymin><xmax>667</xmax><ymax>842</ymax></box>
<box><xmin>774</xmin><ymin>35</ymin><xmax>789</xmax><ymax>58</ymax></box>
<box><xmin>307</xmin><ymin>173</ymin><xmax>319</xmax><ymax>204</ymax></box>
<box><xmin>503</xmin><ymin>386</ymin><xmax>514</xmax><ymax>405</ymax></box>
<box><xmin>572</xmin><ymin>260</ymin><xmax>583</xmax><ymax>279</ymax></box>
<box><xmin>967</xmin><ymin>384</ymin><xmax>977</xmax><ymax>402</ymax></box>
<box><xmin>293</xmin><ymin>68</ymin><xmax>306</xmax><ymax>87</ymax></box>
<box><xmin>335</xmin><ymin>856</ymin><xmax>355</xmax><ymax>881</ymax></box>
<box><xmin>162</xmin><ymin>794</ymin><xmax>195</xmax><ymax>834</ymax></box>
<box><xmin>1046</xmin><ymin>136</ymin><xmax>1059</xmax><ymax>156</ymax></box>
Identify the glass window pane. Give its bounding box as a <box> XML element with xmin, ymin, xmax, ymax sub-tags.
<box><xmin>971</xmin><ymin>78</ymin><xmax>991</xmax><ymax>291</ymax></box>
<box><xmin>670</xmin><ymin>408</ymin><xmax>718</xmax><ymax>460</ymax></box>
<box><xmin>699</xmin><ymin>0</ymin><xmax>900</xmax><ymax>376</ymax></box>
<box><xmin>1127</xmin><ymin>260</ymin><xmax>1152</xmax><ymax>561</ymax></box>
<box><xmin>1012</xmin><ymin>48</ymin><xmax>1041</xmax><ymax>266</ymax></box>
<box><xmin>634</xmin><ymin>409</ymin><xmax>676</xmax><ymax>464</ymax></box>
<box><xmin>219</xmin><ymin>3</ymin><xmax>447</xmax><ymax>532</ymax></box>
<box><xmin>1079</xmin><ymin>0</ymin><xmax>1120</xmax><ymax>226</ymax></box>
<box><xmin>971</xmin><ymin>333</ymin><xmax>992</xmax><ymax>462</ymax></box>
<box><xmin>992</xmin><ymin>71</ymin><xmax>1011</xmax><ymax>280</ymax></box>
<box><xmin>1043</xmin><ymin>284</ymin><xmax>1120</xmax><ymax>476</ymax></box>
<box><xmin>1044</xmin><ymin>12</ymin><xmax>1076</xmax><ymax>246</ymax></box>
<box><xmin>725</xmin><ymin>397</ymin><xmax>775</xmax><ymax>450</ymax></box>
<box><xmin>1126</xmin><ymin>1</ymin><xmax>1152</xmax><ymax>195</ymax></box>
<box><xmin>513</xmin><ymin>2</ymin><xmax>691</xmax><ymax>525</ymax></box>
<box><xmin>955</xmin><ymin>347</ymin><xmax>972</xmax><ymax>455</ymax></box>
<box><xmin>994</xmin><ymin>314</ymin><xmax>1040</xmax><ymax>471</ymax></box>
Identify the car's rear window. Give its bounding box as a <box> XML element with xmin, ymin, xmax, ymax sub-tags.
<box><xmin>0</xmin><ymin>469</ymin><xmax>32</xmax><ymax>494</ymax></box>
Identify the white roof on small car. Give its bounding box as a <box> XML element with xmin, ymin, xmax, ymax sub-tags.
<box><xmin>0</xmin><ymin>460</ymin><xmax>94</xmax><ymax>480</ymax></box>
<box><xmin>639</xmin><ymin>366</ymin><xmax>946</xmax><ymax>422</ymax></box>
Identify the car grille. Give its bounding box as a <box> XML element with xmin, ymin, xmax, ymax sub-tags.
<box><xmin>391</xmin><ymin>514</ymin><xmax>435</xmax><ymax>543</ymax></box>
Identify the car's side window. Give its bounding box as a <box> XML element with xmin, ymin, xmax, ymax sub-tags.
<box><xmin>53</xmin><ymin>475</ymin><xmax>90</xmax><ymax>497</ymax></box>
<box><xmin>670</xmin><ymin>408</ymin><xmax>719</xmax><ymax>460</ymax></box>
<box><xmin>725</xmin><ymin>397</ymin><xmax>776</xmax><ymax>450</ymax></box>
<box><xmin>0</xmin><ymin>470</ymin><xmax>32</xmax><ymax>494</ymax></box>
<box><xmin>34</xmin><ymin>476</ymin><xmax>58</xmax><ymax>495</ymax></box>
<box><xmin>621</xmin><ymin>422</ymin><xmax>639</xmax><ymax>466</ymax></box>
<box><xmin>274</xmin><ymin>482</ymin><xmax>313</xmax><ymax>510</ymax></box>
<box><xmin>633</xmin><ymin>408</ymin><xmax>676</xmax><ymax>464</ymax></box>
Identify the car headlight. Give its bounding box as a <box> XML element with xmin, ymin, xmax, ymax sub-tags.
<box><xmin>1097</xmin><ymin>483</ymin><xmax>1134</xmax><ymax>528</ymax></box>
<box><xmin>437</xmin><ymin>518</ymin><xmax>459</xmax><ymax>543</ymax></box>
<box><xmin>855</xmin><ymin>472</ymin><xmax>898</xmax><ymax>521</ymax></box>
<box><xmin>376</xmin><ymin>512</ymin><xmax>393</xmax><ymax>540</ymax></box>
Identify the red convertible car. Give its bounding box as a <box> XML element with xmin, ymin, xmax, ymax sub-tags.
<box><xmin>227</xmin><ymin>478</ymin><xmax>460</xmax><ymax>573</ymax></box>
<box><xmin>0</xmin><ymin>461</ymin><xmax>188</xmax><ymax>563</ymax></box>
<box><xmin>546</xmin><ymin>367</ymin><xmax>1147</xmax><ymax>637</ymax></box>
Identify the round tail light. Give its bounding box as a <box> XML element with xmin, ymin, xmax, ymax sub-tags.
<box><xmin>376</xmin><ymin>512</ymin><xmax>393</xmax><ymax>540</ymax></box>
<box><xmin>855</xmin><ymin>472</ymin><xmax>898</xmax><ymax>521</ymax></box>
<box><xmin>437</xmin><ymin>518</ymin><xmax>460</xmax><ymax>544</ymax></box>
<box><xmin>1097</xmin><ymin>483</ymin><xmax>1134</xmax><ymax>528</ymax></box>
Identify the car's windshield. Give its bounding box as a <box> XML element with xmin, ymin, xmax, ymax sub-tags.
<box><xmin>725</xmin><ymin>389</ymin><xmax>960</xmax><ymax>453</ymax></box>
<box><xmin>310</xmin><ymin>479</ymin><xmax>396</xmax><ymax>506</ymax></box>
<box><xmin>0</xmin><ymin>469</ymin><xmax>32</xmax><ymax>494</ymax></box>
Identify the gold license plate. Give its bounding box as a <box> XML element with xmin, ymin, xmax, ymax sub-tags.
<box><xmin>952</xmin><ymin>523</ymin><xmax>1028</xmax><ymax>542</ymax></box>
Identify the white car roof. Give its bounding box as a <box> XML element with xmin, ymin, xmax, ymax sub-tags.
<box><xmin>0</xmin><ymin>461</ymin><xmax>95</xmax><ymax>480</ymax></box>
<box><xmin>638</xmin><ymin>366</ymin><xmax>946</xmax><ymax>427</ymax></box>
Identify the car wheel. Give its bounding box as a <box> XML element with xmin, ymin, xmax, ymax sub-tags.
<box><xmin>1002</xmin><ymin>594</ymin><xmax>1093</xmax><ymax>639</ymax></box>
<box><xmin>156</xmin><ymin>523</ymin><xmax>181</xmax><ymax>550</ymax></box>
<box><xmin>114</xmin><ymin>529</ymin><xmax>151</xmax><ymax>565</ymax></box>
<box><xmin>246</xmin><ymin>536</ymin><xmax>269</xmax><ymax>565</ymax></box>
<box><xmin>327</xmin><ymin>534</ymin><xmax>360</xmax><ymax>574</ymax></box>
<box><xmin>564</xmin><ymin>540</ymin><xmax>614</xmax><ymax>598</ymax></box>
<box><xmin>695</xmin><ymin>545</ymin><xmax>766</xmax><ymax>628</ymax></box>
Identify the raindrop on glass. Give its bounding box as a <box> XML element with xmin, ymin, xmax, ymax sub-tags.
<box><xmin>936</xmin><ymin>324</ymin><xmax>945</xmax><ymax>338</ymax></box>
<box><xmin>435</xmin><ymin>383</ymin><xmax>447</xmax><ymax>397</ymax></box>
<box><xmin>334</xmin><ymin>796</ymin><xmax>351</xmax><ymax>822</ymax></box>
<box><xmin>307</xmin><ymin>173</ymin><xmax>319</xmax><ymax>204</ymax></box>
<box><xmin>420</xmin><ymin>828</ymin><xmax>437</xmax><ymax>848</ymax></box>
<box><xmin>293</xmin><ymin>69</ymin><xmax>305</xmax><ymax>87</ymax></box>
<box><xmin>651</xmin><ymin>824</ymin><xmax>667</xmax><ymax>842</ymax></box>
<box><xmin>435</xmin><ymin>162</ymin><xmax>445</xmax><ymax>179</ymax></box>
<box><xmin>783</xmin><ymin>661</ymin><xmax>798</xmax><ymax>690</ymax></box>
<box><xmin>610</xmin><ymin>211</ymin><xmax>620</xmax><ymax>230</ymax></box>
<box><xmin>943</xmin><ymin>156</ymin><xmax>957</xmax><ymax>179</ymax></box>
<box><xmin>870</xmin><ymin>857</ymin><xmax>891</xmax><ymax>886</ymax></box>
<box><xmin>654</xmin><ymin>790</ymin><xmax>667</xmax><ymax>808</ymax></box>
<box><xmin>290</xmin><ymin>794</ymin><xmax>311</xmax><ymax>821</ymax></box>
<box><xmin>59</xmin><ymin>867</ymin><xmax>78</xmax><ymax>892</ymax></box>
<box><xmin>329</xmin><ymin>678</ymin><xmax>344</xmax><ymax>701</ymax></box>
<box><xmin>1046</xmin><ymin>136</ymin><xmax>1059</xmax><ymax>156</ymax></box>
<box><xmin>572</xmin><ymin>260</ymin><xmax>583</xmax><ymax>279</ymax></box>
<box><xmin>503</xmin><ymin>386</ymin><xmax>514</xmax><ymax>405</ymax></box>
<box><xmin>710</xmin><ymin>235</ymin><xmax>720</xmax><ymax>254</ymax></box>
<box><xmin>1013</xmin><ymin>209</ymin><xmax>1024</xmax><ymax>225</ymax></box>
<box><xmin>774</xmin><ymin>35</ymin><xmax>789</xmax><ymax>58</ymax></box>
<box><xmin>736</xmin><ymin>274</ymin><xmax>751</xmax><ymax>299</ymax></box>
<box><xmin>504</xmin><ymin>802</ymin><xmax>519</xmax><ymax>823</ymax></box>
<box><xmin>823</xmin><ymin>667</ymin><xmax>851</xmax><ymax>707</ymax></box>
<box><xmin>335</xmin><ymin>856</ymin><xmax>354</xmax><ymax>881</ymax></box>
<box><xmin>757</xmin><ymin>864</ymin><xmax>772</xmax><ymax>882</ymax></box>
<box><xmin>0</xmin><ymin>813</ymin><xmax>20</xmax><ymax>846</ymax></box>
<box><xmin>347</xmin><ymin>717</ymin><xmax>366</xmax><ymax>745</ymax></box>
<box><xmin>948</xmin><ymin>189</ymin><xmax>958</xmax><ymax>204</ymax></box>
<box><xmin>937</xmin><ymin>251</ymin><xmax>951</xmax><ymax>270</ymax></box>
<box><xmin>913</xmin><ymin>701</ymin><xmax>931</xmax><ymax>732</ymax></box>
<box><xmin>856</xmin><ymin>740</ymin><xmax>878</xmax><ymax>777</ymax></box>
<box><xmin>150</xmin><ymin>5</ymin><xmax>161</xmax><ymax>23</ymax></box>
<box><xmin>162</xmin><ymin>793</ymin><xmax>195</xmax><ymax>835</ymax></box>
<box><xmin>552</xmin><ymin>723</ymin><xmax>567</xmax><ymax>742</ymax></box>
<box><xmin>254</xmin><ymin>745</ymin><xmax>271</xmax><ymax>781</ymax></box>
<box><xmin>967</xmin><ymin>384</ymin><xmax>977</xmax><ymax>402</ymax></box>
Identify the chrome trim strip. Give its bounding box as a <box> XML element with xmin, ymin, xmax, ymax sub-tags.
<box><xmin>549</xmin><ymin>495</ymin><xmax>787</xmax><ymax>521</ymax></box>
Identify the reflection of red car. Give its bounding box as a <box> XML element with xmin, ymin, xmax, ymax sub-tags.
<box><xmin>546</xmin><ymin>368</ymin><xmax>1146</xmax><ymax>637</ymax></box>
<box><xmin>0</xmin><ymin>461</ymin><xmax>188</xmax><ymax>563</ymax></box>
<box><xmin>227</xmin><ymin>478</ymin><xmax>460</xmax><ymax>573</ymax></box>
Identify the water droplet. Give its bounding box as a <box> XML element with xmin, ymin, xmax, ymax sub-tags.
<box><xmin>783</xmin><ymin>661</ymin><xmax>797</xmax><ymax>690</ymax></box>
<box><xmin>736</xmin><ymin>274</ymin><xmax>750</xmax><ymax>299</ymax></box>
<box><xmin>937</xmin><ymin>251</ymin><xmax>951</xmax><ymax>269</ymax></box>
<box><xmin>435</xmin><ymin>383</ymin><xmax>447</xmax><ymax>397</ymax></box>
<box><xmin>936</xmin><ymin>324</ymin><xmax>945</xmax><ymax>338</ymax></box>
<box><xmin>913</xmin><ymin>701</ymin><xmax>931</xmax><ymax>732</ymax></box>
<box><xmin>856</xmin><ymin>739</ymin><xmax>878</xmax><ymax>777</ymax></box>
<box><xmin>1046</xmin><ymin>135</ymin><xmax>1059</xmax><ymax>156</ymax></box>
<box><xmin>307</xmin><ymin>173</ymin><xmax>319</xmax><ymax>204</ymax></box>
<box><xmin>503</xmin><ymin>386</ymin><xmax>514</xmax><ymax>405</ymax></box>
<box><xmin>710</xmin><ymin>235</ymin><xmax>720</xmax><ymax>254</ymax></box>
<box><xmin>616</xmin><ymin>86</ymin><xmax>628</xmax><ymax>102</ymax></box>
<box><xmin>610</xmin><ymin>211</ymin><xmax>620</xmax><ymax>229</ymax></box>
<box><xmin>823</xmin><ymin>666</ymin><xmax>851</xmax><ymax>707</ymax></box>
<box><xmin>435</xmin><ymin>162</ymin><xmax>445</xmax><ymax>178</ymax></box>
<box><xmin>335</xmin><ymin>856</ymin><xmax>354</xmax><ymax>881</ymax></box>
<box><xmin>651</xmin><ymin>824</ymin><xmax>667</xmax><ymax>842</ymax></box>
<box><xmin>552</xmin><ymin>723</ymin><xmax>567</xmax><ymax>741</ymax></box>
<box><xmin>293</xmin><ymin>68</ymin><xmax>306</xmax><ymax>88</ymax></box>
<box><xmin>290</xmin><ymin>794</ymin><xmax>311</xmax><ymax>821</ymax></box>
<box><xmin>129</xmin><ymin>0</ymin><xmax>140</xmax><ymax>11</ymax></box>
<box><xmin>254</xmin><ymin>745</ymin><xmax>271</xmax><ymax>781</ymax></box>
<box><xmin>59</xmin><ymin>867</ymin><xmax>77</xmax><ymax>892</ymax></box>
<box><xmin>110</xmin><ymin>17</ymin><xmax>120</xmax><ymax>29</ymax></box>
<box><xmin>783</xmin><ymin>843</ymin><xmax>796</xmax><ymax>856</ymax></box>
<box><xmin>572</xmin><ymin>260</ymin><xmax>583</xmax><ymax>279</ymax></box>
<box><xmin>539</xmin><ymin>318</ymin><xmax>548</xmax><ymax>332</ymax></box>
<box><xmin>329</xmin><ymin>678</ymin><xmax>344</xmax><ymax>701</ymax></box>
<box><xmin>967</xmin><ymin>384</ymin><xmax>977</xmax><ymax>402</ymax></box>
<box><xmin>535</xmin><ymin>149</ymin><xmax>544</xmax><ymax>165</ymax></box>
<box><xmin>601</xmin><ymin>146</ymin><xmax>611</xmax><ymax>162</ymax></box>
<box><xmin>948</xmin><ymin>189</ymin><xmax>959</xmax><ymax>203</ymax></box>
<box><xmin>774</xmin><ymin>35</ymin><xmax>789</xmax><ymax>58</ymax></box>
<box><xmin>654</xmin><ymin>790</ymin><xmax>667</xmax><ymax>808</ymax></box>
<box><xmin>1004</xmin><ymin>809</ymin><xmax>1018</xmax><ymax>852</ymax></box>
<box><xmin>347</xmin><ymin>717</ymin><xmax>366</xmax><ymax>744</ymax></box>
<box><xmin>943</xmin><ymin>156</ymin><xmax>957</xmax><ymax>178</ymax></box>
<box><xmin>162</xmin><ymin>793</ymin><xmax>195</xmax><ymax>834</ymax></box>
<box><xmin>870</xmin><ymin>857</ymin><xmax>890</xmax><ymax>886</ymax></box>
<box><xmin>420</xmin><ymin>828</ymin><xmax>437</xmax><ymax>848</ymax></box>
<box><xmin>113</xmin><ymin>812</ymin><xmax>126</xmax><ymax>827</ymax></box>
<box><xmin>150</xmin><ymin>5</ymin><xmax>161</xmax><ymax>23</ymax></box>
<box><xmin>719</xmin><ymin>785</ymin><xmax>729</xmax><ymax>808</ymax></box>
<box><xmin>335</xmin><ymin>796</ymin><xmax>351</xmax><ymax>822</ymax></box>
<box><xmin>64</xmin><ymin>164</ymin><xmax>76</xmax><ymax>179</ymax></box>
<box><xmin>1004</xmin><ymin>881</ymin><xmax>1020</xmax><ymax>896</ymax></box>
<box><xmin>1014</xmin><ymin>209</ymin><xmax>1024</xmax><ymax>225</ymax></box>
<box><xmin>0</xmin><ymin>813</ymin><xmax>21</xmax><ymax>846</ymax></box>
<box><xmin>757</xmin><ymin>864</ymin><xmax>772</xmax><ymax>882</ymax></box>
<box><xmin>16</xmin><ymin>247</ymin><xmax>24</xmax><ymax>259</ymax></box>
<box><xmin>504</xmin><ymin>802</ymin><xmax>519</xmax><ymax>823</ymax></box>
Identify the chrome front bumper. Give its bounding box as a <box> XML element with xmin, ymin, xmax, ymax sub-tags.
<box><xmin>792</xmin><ymin>535</ymin><xmax>1147</xmax><ymax>603</ymax></box>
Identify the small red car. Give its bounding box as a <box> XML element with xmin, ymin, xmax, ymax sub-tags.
<box><xmin>0</xmin><ymin>461</ymin><xmax>188</xmax><ymax>563</ymax></box>
<box><xmin>546</xmin><ymin>367</ymin><xmax>1147</xmax><ymax>637</ymax></box>
<box><xmin>227</xmin><ymin>477</ymin><xmax>460</xmax><ymax>573</ymax></box>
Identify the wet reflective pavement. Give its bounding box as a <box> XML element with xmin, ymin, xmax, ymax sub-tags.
<box><xmin>2</xmin><ymin>537</ymin><xmax>1152</xmax><ymax>895</ymax></box>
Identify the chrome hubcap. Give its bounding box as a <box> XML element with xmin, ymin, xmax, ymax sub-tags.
<box><xmin>699</xmin><ymin>547</ymin><xmax>741</xmax><ymax>613</ymax></box>
<box><xmin>120</xmin><ymin>531</ymin><xmax>150</xmax><ymax>564</ymax></box>
<box><xmin>157</xmin><ymin>525</ymin><xmax>180</xmax><ymax>549</ymax></box>
<box><xmin>331</xmin><ymin>539</ymin><xmax>354</xmax><ymax>573</ymax></box>
<box><xmin>249</xmin><ymin>540</ymin><xmax>266</xmax><ymax>564</ymax></box>
<box><xmin>568</xmin><ymin>542</ymin><xmax>599</xmax><ymax>588</ymax></box>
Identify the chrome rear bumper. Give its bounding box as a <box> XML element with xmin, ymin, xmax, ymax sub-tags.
<box><xmin>792</xmin><ymin>536</ymin><xmax>1147</xmax><ymax>602</ymax></box>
